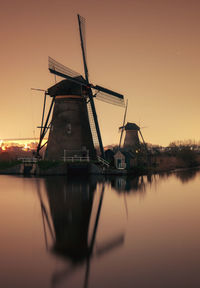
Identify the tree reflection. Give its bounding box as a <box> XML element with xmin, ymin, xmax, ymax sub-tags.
<box><xmin>174</xmin><ymin>169</ymin><xmax>199</xmax><ymax>183</ymax></box>
<box><xmin>155</xmin><ymin>169</ymin><xmax>199</xmax><ymax>184</ymax></box>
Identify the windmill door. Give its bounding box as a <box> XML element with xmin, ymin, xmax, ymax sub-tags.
<box><xmin>117</xmin><ymin>159</ymin><xmax>122</xmax><ymax>168</ymax></box>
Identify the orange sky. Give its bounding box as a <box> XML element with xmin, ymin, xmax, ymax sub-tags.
<box><xmin>0</xmin><ymin>0</ymin><xmax>200</xmax><ymax>146</ymax></box>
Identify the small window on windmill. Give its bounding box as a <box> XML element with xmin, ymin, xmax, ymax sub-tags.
<box><xmin>82</xmin><ymin>146</ymin><xmax>88</xmax><ymax>157</ymax></box>
<box><xmin>66</xmin><ymin>123</ymin><xmax>72</xmax><ymax>134</ymax></box>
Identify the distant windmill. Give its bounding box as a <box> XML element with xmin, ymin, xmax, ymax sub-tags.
<box><xmin>120</xmin><ymin>122</ymin><xmax>148</xmax><ymax>153</ymax></box>
<box><xmin>119</xmin><ymin>103</ymin><xmax>148</xmax><ymax>152</ymax></box>
<box><xmin>36</xmin><ymin>14</ymin><xmax>125</xmax><ymax>160</ymax></box>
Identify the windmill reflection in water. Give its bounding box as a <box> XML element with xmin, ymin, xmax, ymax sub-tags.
<box><xmin>36</xmin><ymin>177</ymin><xmax>125</xmax><ymax>288</ymax></box>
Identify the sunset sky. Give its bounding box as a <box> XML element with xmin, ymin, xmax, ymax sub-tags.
<box><xmin>0</xmin><ymin>0</ymin><xmax>200</xmax><ymax>146</ymax></box>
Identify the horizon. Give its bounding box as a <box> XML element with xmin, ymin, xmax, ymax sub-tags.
<box><xmin>1</xmin><ymin>137</ymin><xmax>200</xmax><ymax>151</ymax></box>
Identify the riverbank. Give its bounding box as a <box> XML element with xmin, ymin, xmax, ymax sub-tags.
<box><xmin>150</xmin><ymin>154</ymin><xmax>200</xmax><ymax>173</ymax></box>
<box><xmin>0</xmin><ymin>153</ymin><xmax>200</xmax><ymax>176</ymax></box>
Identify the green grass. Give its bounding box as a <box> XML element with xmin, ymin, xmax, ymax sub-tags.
<box><xmin>37</xmin><ymin>160</ymin><xmax>62</xmax><ymax>170</ymax></box>
<box><xmin>0</xmin><ymin>160</ymin><xmax>21</xmax><ymax>170</ymax></box>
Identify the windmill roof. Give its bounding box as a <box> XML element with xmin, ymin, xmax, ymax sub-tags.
<box><xmin>47</xmin><ymin>76</ymin><xmax>86</xmax><ymax>97</ymax></box>
<box><xmin>114</xmin><ymin>149</ymin><xmax>135</xmax><ymax>159</ymax></box>
<box><xmin>124</xmin><ymin>122</ymin><xmax>140</xmax><ymax>131</ymax></box>
<box><xmin>121</xmin><ymin>150</ymin><xmax>135</xmax><ymax>158</ymax></box>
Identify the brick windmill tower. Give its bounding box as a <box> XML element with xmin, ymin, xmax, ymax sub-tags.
<box><xmin>44</xmin><ymin>77</ymin><xmax>96</xmax><ymax>160</ymax></box>
<box><xmin>36</xmin><ymin>15</ymin><xmax>124</xmax><ymax>161</ymax></box>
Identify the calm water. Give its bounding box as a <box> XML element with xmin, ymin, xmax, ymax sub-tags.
<box><xmin>0</xmin><ymin>170</ymin><xmax>200</xmax><ymax>288</ymax></box>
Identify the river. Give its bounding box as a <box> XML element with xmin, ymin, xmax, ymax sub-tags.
<box><xmin>0</xmin><ymin>169</ymin><xmax>200</xmax><ymax>288</ymax></box>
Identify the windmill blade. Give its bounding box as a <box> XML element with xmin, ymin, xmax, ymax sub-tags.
<box><xmin>95</xmin><ymin>85</ymin><xmax>124</xmax><ymax>100</ymax></box>
<box><xmin>36</xmin><ymin>181</ymin><xmax>49</xmax><ymax>250</ymax></box>
<box><xmin>77</xmin><ymin>14</ymin><xmax>89</xmax><ymax>82</ymax></box>
<box><xmin>48</xmin><ymin>57</ymin><xmax>85</xmax><ymax>85</ymax></box>
<box><xmin>36</xmin><ymin>180</ymin><xmax>55</xmax><ymax>246</ymax></box>
<box><xmin>139</xmin><ymin>129</ymin><xmax>148</xmax><ymax>153</ymax></box>
<box><xmin>87</xmin><ymin>101</ymin><xmax>101</xmax><ymax>151</ymax></box>
<box><xmin>51</xmin><ymin>264</ymin><xmax>80</xmax><ymax>288</ymax></box>
<box><xmin>89</xmin><ymin>184</ymin><xmax>105</xmax><ymax>254</ymax></box>
<box><xmin>119</xmin><ymin>99</ymin><xmax>128</xmax><ymax>148</ymax></box>
<box><xmin>139</xmin><ymin>129</ymin><xmax>146</xmax><ymax>146</ymax></box>
<box><xmin>37</xmin><ymin>97</ymin><xmax>55</xmax><ymax>155</ymax></box>
<box><xmin>49</xmin><ymin>57</ymin><xmax>81</xmax><ymax>78</ymax></box>
<box><xmin>118</xmin><ymin>127</ymin><xmax>125</xmax><ymax>147</ymax></box>
<box><xmin>95</xmin><ymin>91</ymin><xmax>125</xmax><ymax>107</ymax></box>
<box><xmin>77</xmin><ymin>15</ymin><xmax>87</xmax><ymax>67</ymax></box>
<box><xmin>40</xmin><ymin>91</ymin><xmax>47</xmax><ymax>137</ymax></box>
<box><xmin>95</xmin><ymin>234</ymin><xmax>124</xmax><ymax>257</ymax></box>
<box><xmin>87</xmin><ymin>88</ymin><xmax>105</xmax><ymax>158</ymax></box>
<box><xmin>122</xmin><ymin>99</ymin><xmax>128</xmax><ymax>125</ymax></box>
<box><xmin>93</xmin><ymin>85</ymin><xmax>125</xmax><ymax>107</ymax></box>
<box><xmin>84</xmin><ymin>257</ymin><xmax>90</xmax><ymax>288</ymax></box>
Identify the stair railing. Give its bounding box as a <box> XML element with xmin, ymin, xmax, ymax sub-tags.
<box><xmin>97</xmin><ymin>156</ymin><xmax>110</xmax><ymax>167</ymax></box>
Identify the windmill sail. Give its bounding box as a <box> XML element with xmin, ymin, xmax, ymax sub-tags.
<box><xmin>119</xmin><ymin>99</ymin><xmax>128</xmax><ymax>148</ymax></box>
<box><xmin>87</xmin><ymin>101</ymin><xmax>100</xmax><ymax>152</ymax></box>
<box><xmin>77</xmin><ymin>15</ymin><xmax>87</xmax><ymax>64</ymax></box>
<box><xmin>78</xmin><ymin>14</ymin><xmax>89</xmax><ymax>82</ymax></box>
<box><xmin>48</xmin><ymin>57</ymin><xmax>85</xmax><ymax>85</ymax></box>
<box><xmin>94</xmin><ymin>90</ymin><xmax>125</xmax><ymax>107</ymax></box>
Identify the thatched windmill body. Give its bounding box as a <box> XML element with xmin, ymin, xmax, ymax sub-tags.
<box><xmin>119</xmin><ymin>122</ymin><xmax>147</xmax><ymax>152</ymax></box>
<box><xmin>36</xmin><ymin>15</ymin><xmax>124</xmax><ymax>161</ymax></box>
<box><xmin>122</xmin><ymin>122</ymin><xmax>141</xmax><ymax>151</ymax></box>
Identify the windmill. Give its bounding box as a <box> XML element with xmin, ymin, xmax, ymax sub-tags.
<box><xmin>119</xmin><ymin>122</ymin><xmax>148</xmax><ymax>153</ymax></box>
<box><xmin>36</xmin><ymin>15</ymin><xmax>125</xmax><ymax>161</ymax></box>
<box><xmin>118</xmin><ymin>101</ymin><xmax>148</xmax><ymax>153</ymax></box>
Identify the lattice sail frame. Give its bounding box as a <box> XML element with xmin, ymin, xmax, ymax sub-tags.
<box><xmin>94</xmin><ymin>90</ymin><xmax>125</xmax><ymax>107</ymax></box>
<box><xmin>49</xmin><ymin>57</ymin><xmax>125</xmax><ymax>107</ymax></box>
<box><xmin>49</xmin><ymin>57</ymin><xmax>82</xmax><ymax>79</ymax></box>
<box><xmin>78</xmin><ymin>15</ymin><xmax>87</xmax><ymax>65</ymax></box>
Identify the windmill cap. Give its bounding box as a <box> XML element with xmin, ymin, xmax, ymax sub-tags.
<box><xmin>124</xmin><ymin>122</ymin><xmax>140</xmax><ymax>130</ymax></box>
<box><xmin>47</xmin><ymin>77</ymin><xmax>86</xmax><ymax>97</ymax></box>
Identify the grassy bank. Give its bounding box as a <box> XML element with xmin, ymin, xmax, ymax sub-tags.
<box><xmin>0</xmin><ymin>160</ymin><xmax>21</xmax><ymax>170</ymax></box>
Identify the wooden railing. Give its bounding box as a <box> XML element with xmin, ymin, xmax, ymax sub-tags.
<box><xmin>97</xmin><ymin>156</ymin><xmax>110</xmax><ymax>167</ymax></box>
<box><xmin>62</xmin><ymin>156</ymin><xmax>90</xmax><ymax>163</ymax></box>
<box><xmin>18</xmin><ymin>157</ymin><xmax>38</xmax><ymax>164</ymax></box>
